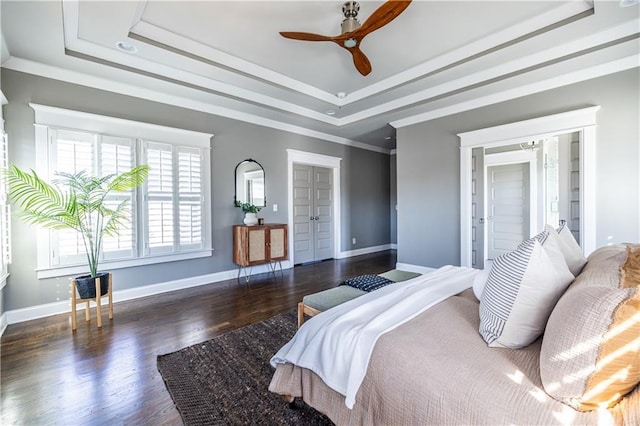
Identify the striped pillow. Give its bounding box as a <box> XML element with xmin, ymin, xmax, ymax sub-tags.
<box><xmin>479</xmin><ymin>238</ymin><xmax>572</xmax><ymax>348</ymax></box>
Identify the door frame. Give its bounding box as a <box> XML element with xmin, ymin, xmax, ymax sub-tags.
<box><xmin>458</xmin><ymin>106</ymin><xmax>599</xmax><ymax>267</ymax></box>
<box><xmin>287</xmin><ymin>149</ymin><xmax>341</xmax><ymax>265</ymax></box>
<box><xmin>484</xmin><ymin>151</ymin><xmax>537</xmax><ymax>262</ymax></box>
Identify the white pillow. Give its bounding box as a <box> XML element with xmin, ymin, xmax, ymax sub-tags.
<box><xmin>548</xmin><ymin>223</ymin><xmax>587</xmax><ymax>276</ymax></box>
<box><xmin>526</xmin><ymin>228</ymin><xmax>574</xmax><ymax>285</ymax></box>
<box><xmin>479</xmin><ymin>238</ymin><xmax>571</xmax><ymax>349</ymax></box>
<box><xmin>472</xmin><ymin>266</ymin><xmax>491</xmax><ymax>301</ymax></box>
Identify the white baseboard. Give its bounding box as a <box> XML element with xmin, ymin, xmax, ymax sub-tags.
<box><xmin>337</xmin><ymin>244</ymin><xmax>394</xmax><ymax>259</ymax></box>
<box><xmin>395</xmin><ymin>263</ymin><xmax>437</xmax><ymax>275</ymax></box>
<box><xmin>4</xmin><ymin>260</ymin><xmax>292</xmax><ymax>326</ymax></box>
<box><xmin>390</xmin><ymin>243</ymin><xmax>398</xmax><ymax>250</ymax></box>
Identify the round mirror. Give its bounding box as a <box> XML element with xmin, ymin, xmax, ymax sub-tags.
<box><xmin>234</xmin><ymin>159</ymin><xmax>266</xmax><ymax>207</ymax></box>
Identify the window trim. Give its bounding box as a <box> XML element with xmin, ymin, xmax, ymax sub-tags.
<box><xmin>0</xmin><ymin>130</ymin><xmax>10</xmax><ymax>288</ymax></box>
<box><xmin>31</xmin><ymin>103</ymin><xmax>214</xmax><ymax>279</ymax></box>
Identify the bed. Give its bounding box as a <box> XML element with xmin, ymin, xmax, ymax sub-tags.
<box><xmin>269</xmin><ymin>239</ymin><xmax>640</xmax><ymax>425</ymax></box>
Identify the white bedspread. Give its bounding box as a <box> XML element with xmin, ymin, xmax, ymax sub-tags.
<box><xmin>270</xmin><ymin>265</ymin><xmax>478</xmax><ymax>408</ymax></box>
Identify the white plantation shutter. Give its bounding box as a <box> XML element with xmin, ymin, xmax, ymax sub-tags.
<box><xmin>100</xmin><ymin>136</ymin><xmax>135</xmax><ymax>260</ymax></box>
<box><xmin>178</xmin><ymin>147</ymin><xmax>203</xmax><ymax>250</ymax></box>
<box><xmin>144</xmin><ymin>142</ymin><xmax>205</xmax><ymax>254</ymax></box>
<box><xmin>51</xmin><ymin>129</ymin><xmax>95</xmax><ymax>266</ymax></box>
<box><xmin>53</xmin><ymin>129</ymin><xmax>94</xmax><ymax>175</ymax></box>
<box><xmin>51</xmin><ymin>130</ymin><xmax>138</xmax><ymax>266</ymax></box>
<box><xmin>145</xmin><ymin>142</ymin><xmax>175</xmax><ymax>254</ymax></box>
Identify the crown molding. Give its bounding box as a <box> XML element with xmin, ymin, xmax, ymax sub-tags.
<box><xmin>390</xmin><ymin>55</ymin><xmax>639</xmax><ymax>129</ymax></box>
<box><xmin>2</xmin><ymin>57</ymin><xmax>391</xmax><ymax>155</ymax></box>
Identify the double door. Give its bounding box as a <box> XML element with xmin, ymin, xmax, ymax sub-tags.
<box><xmin>292</xmin><ymin>164</ymin><xmax>333</xmax><ymax>264</ymax></box>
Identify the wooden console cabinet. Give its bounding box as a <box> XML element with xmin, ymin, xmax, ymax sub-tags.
<box><xmin>233</xmin><ymin>224</ymin><xmax>288</xmax><ymax>280</ymax></box>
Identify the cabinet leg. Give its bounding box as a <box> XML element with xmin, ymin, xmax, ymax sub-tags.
<box><xmin>237</xmin><ymin>266</ymin><xmax>252</xmax><ymax>283</ymax></box>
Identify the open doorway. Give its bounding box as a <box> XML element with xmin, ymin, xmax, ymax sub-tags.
<box><xmin>473</xmin><ymin>134</ymin><xmax>579</xmax><ymax>268</ymax></box>
<box><xmin>460</xmin><ymin>105</ymin><xmax>598</xmax><ymax>269</ymax></box>
<box><xmin>458</xmin><ymin>106</ymin><xmax>600</xmax><ymax>267</ymax></box>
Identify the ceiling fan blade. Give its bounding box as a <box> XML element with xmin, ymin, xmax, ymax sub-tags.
<box><xmin>279</xmin><ymin>32</ymin><xmax>336</xmax><ymax>42</ymax></box>
<box><xmin>354</xmin><ymin>0</ymin><xmax>412</xmax><ymax>38</ymax></box>
<box><xmin>350</xmin><ymin>46</ymin><xmax>372</xmax><ymax>76</ymax></box>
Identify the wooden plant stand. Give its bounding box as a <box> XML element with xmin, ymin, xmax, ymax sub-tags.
<box><xmin>71</xmin><ymin>273</ymin><xmax>113</xmax><ymax>330</ymax></box>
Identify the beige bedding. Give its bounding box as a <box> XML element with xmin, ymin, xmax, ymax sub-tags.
<box><xmin>269</xmin><ymin>289</ymin><xmax>639</xmax><ymax>425</ymax></box>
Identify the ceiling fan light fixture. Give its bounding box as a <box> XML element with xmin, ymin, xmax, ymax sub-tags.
<box><xmin>344</xmin><ymin>38</ymin><xmax>357</xmax><ymax>48</ymax></box>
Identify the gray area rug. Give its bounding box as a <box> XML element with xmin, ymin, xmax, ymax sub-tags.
<box><xmin>157</xmin><ymin>311</ymin><xmax>333</xmax><ymax>425</ymax></box>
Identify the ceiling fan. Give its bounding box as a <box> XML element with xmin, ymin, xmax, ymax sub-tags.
<box><xmin>279</xmin><ymin>1</ymin><xmax>412</xmax><ymax>76</ymax></box>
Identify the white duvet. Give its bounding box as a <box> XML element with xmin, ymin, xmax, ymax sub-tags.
<box><xmin>270</xmin><ymin>265</ymin><xmax>478</xmax><ymax>408</ymax></box>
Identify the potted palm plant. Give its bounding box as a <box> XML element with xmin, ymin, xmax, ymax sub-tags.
<box><xmin>5</xmin><ymin>164</ymin><xmax>149</xmax><ymax>298</ymax></box>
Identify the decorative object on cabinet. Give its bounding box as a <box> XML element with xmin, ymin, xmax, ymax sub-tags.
<box><xmin>234</xmin><ymin>159</ymin><xmax>266</xmax><ymax>208</ymax></box>
<box><xmin>234</xmin><ymin>200</ymin><xmax>261</xmax><ymax>225</ymax></box>
<box><xmin>233</xmin><ymin>224</ymin><xmax>288</xmax><ymax>282</ymax></box>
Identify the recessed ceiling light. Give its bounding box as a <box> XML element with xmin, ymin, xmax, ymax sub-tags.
<box><xmin>336</xmin><ymin>92</ymin><xmax>347</xmax><ymax>99</ymax></box>
<box><xmin>326</xmin><ymin>110</ymin><xmax>336</xmax><ymax>116</ymax></box>
<box><xmin>116</xmin><ymin>41</ymin><xmax>137</xmax><ymax>53</ymax></box>
<box><xmin>619</xmin><ymin>0</ymin><xmax>639</xmax><ymax>6</ymax></box>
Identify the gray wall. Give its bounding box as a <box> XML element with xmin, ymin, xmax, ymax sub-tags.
<box><xmin>2</xmin><ymin>69</ymin><xmax>392</xmax><ymax>311</ymax></box>
<box><xmin>397</xmin><ymin>68</ymin><xmax>640</xmax><ymax>268</ymax></box>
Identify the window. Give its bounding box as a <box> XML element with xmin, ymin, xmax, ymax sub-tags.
<box><xmin>143</xmin><ymin>142</ymin><xmax>204</xmax><ymax>255</ymax></box>
<box><xmin>31</xmin><ymin>104</ymin><xmax>213</xmax><ymax>279</ymax></box>
<box><xmin>0</xmin><ymin>129</ymin><xmax>11</xmax><ymax>286</ymax></box>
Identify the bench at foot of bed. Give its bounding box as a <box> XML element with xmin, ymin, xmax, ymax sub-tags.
<box><xmin>297</xmin><ymin>269</ymin><xmax>421</xmax><ymax>328</ymax></box>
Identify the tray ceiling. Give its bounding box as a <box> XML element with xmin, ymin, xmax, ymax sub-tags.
<box><xmin>1</xmin><ymin>0</ymin><xmax>639</xmax><ymax>153</ymax></box>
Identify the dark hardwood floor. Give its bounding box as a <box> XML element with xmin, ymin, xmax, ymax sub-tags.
<box><xmin>1</xmin><ymin>250</ymin><xmax>396</xmax><ymax>425</ymax></box>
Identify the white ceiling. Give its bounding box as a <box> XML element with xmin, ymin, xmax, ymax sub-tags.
<box><xmin>1</xmin><ymin>1</ymin><xmax>639</xmax><ymax>153</ymax></box>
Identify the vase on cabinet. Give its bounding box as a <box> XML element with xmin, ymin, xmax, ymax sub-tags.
<box><xmin>243</xmin><ymin>212</ymin><xmax>258</xmax><ymax>225</ymax></box>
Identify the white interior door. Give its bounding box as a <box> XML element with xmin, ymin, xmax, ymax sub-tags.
<box><xmin>292</xmin><ymin>164</ymin><xmax>333</xmax><ymax>264</ymax></box>
<box><xmin>487</xmin><ymin>162</ymin><xmax>530</xmax><ymax>260</ymax></box>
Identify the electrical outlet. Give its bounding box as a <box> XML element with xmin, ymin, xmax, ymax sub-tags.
<box><xmin>273</xmin><ymin>203</ymin><xmax>278</xmax><ymax>212</ymax></box>
<box><xmin>352</xmin><ymin>237</ymin><xmax>356</xmax><ymax>245</ymax></box>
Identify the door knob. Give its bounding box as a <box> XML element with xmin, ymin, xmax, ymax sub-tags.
<box><xmin>310</xmin><ymin>216</ymin><xmax>315</xmax><ymax>220</ymax></box>
<box><xmin>314</xmin><ymin>216</ymin><xmax>319</xmax><ymax>220</ymax></box>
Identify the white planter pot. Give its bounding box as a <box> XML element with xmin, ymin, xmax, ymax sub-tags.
<box><xmin>243</xmin><ymin>212</ymin><xmax>258</xmax><ymax>225</ymax></box>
